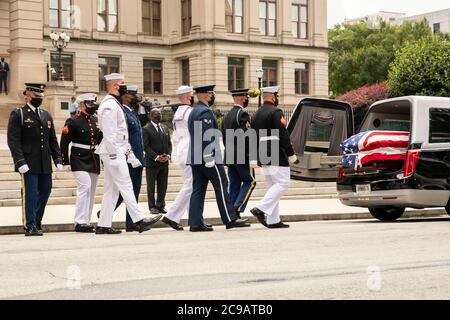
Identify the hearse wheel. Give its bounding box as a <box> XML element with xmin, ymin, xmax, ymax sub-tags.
<box><xmin>368</xmin><ymin>207</ymin><xmax>405</xmax><ymax>221</ymax></box>
<box><xmin>445</xmin><ymin>200</ymin><xmax>450</xmax><ymax>216</ymax></box>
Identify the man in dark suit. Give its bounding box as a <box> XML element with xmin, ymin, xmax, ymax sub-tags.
<box><xmin>7</xmin><ymin>83</ymin><xmax>63</xmax><ymax>236</ymax></box>
<box><xmin>0</xmin><ymin>57</ymin><xmax>10</xmax><ymax>95</ymax></box>
<box><xmin>142</xmin><ymin>108</ymin><xmax>172</xmax><ymax>215</ymax></box>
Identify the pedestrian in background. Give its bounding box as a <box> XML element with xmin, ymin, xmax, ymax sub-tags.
<box><xmin>0</xmin><ymin>57</ymin><xmax>10</xmax><ymax>95</ymax></box>
<box><xmin>142</xmin><ymin>108</ymin><xmax>172</xmax><ymax>215</ymax></box>
<box><xmin>69</xmin><ymin>96</ymin><xmax>78</xmax><ymax>116</ymax></box>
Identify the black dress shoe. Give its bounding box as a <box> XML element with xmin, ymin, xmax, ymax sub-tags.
<box><xmin>190</xmin><ymin>225</ymin><xmax>214</xmax><ymax>232</ymax></box>
<box><xmin>226</xmin><ymin>218</ymin><xmax>251</xmax><ymax>230</ymax></box>
<box><xmin>203</xmin><ymin>223</ymin><xmax>213</xmax><ymax>228</ymax></box>
<box><xmin>135</xmin><ymin>214</ymin><xmax>163</xmax><ymax>233</ymax></box>
<box><xmin>36</xmin><ymin>222</ymin><xmax>43</xmax><ymax>232</ymax></box>
<box><xmin>268</xmin><ymin>222</ymin><xmax>290</xmax><ymax>229</ymax></box>
<box><xmin>25</xmin><ymin>229</ymin><xmax>43</xmax><ymax>237</ymax></box>
<box><xmin>150</xmin><ymin>208</ymin><xmax>161</xmax><ymax>215</ymax></box>
<box><xmin>75</xmin><ymin>224</ymin><xmax>95</xmax><ymax>233</ymax></box>
<box><xmin>158</xmin><ymin>207</ymin><xmax>168</xmax><ymax>214</ymax></box>
<box><xmin>126</xmin><ymin>225</ymin><xmax>138</xmax><ymax>232</ymax></box>
<box><xmin>162</xmin><ymin>216</ymin><xmax>184</xmax><ymax>231</ymax></box>
<box><xmin>250</xmin><ymin>208</ymin><xmax>268</xmax><ymax>227</ymax></box>
<box><xmin>95</xmin><ymin>227</ymin><xmax>122</xmax><ymax>234</ymax></box>
<box><xmin>96</xmin><ymin>210</ymin><xmax>101</xmax><ymax>219</ymax></box>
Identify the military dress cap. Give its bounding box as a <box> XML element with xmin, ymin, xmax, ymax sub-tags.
<box><xmin>230</xmin><ymin>88</ymin><xmax>250</xmax><ymax>97</ymax></box>
<box><xmin>77</xmin><ymin>93</ymin><xmax>97</xmax><ymax>103</ymax></box>
<box><xmin>261</xmin><ymin>86</ymin><xmax>280</xmax><ymax>95</ymax></box>
<box><xmin>104</xmin><ymin>73</ymin><xmax>125</xmax><ymax>81</ymax></box>
<box><xmin>176</xmin><ymin>85</ymin><xmax>193</xmax><ymax>95</ymax></box>
<box><xmin>23</xmin><ymin>83</ymin><xmax>46</xmax><ymax>97</ymax></box>
<box><xmin>126</xmin><ymin>86</ymin><xmax>139</xmax><ymax>95</ymax></box>
<box><xmin>193</xmin><ymin>84</ymin><xmax>216</xmax><ymax>93</ymax></box>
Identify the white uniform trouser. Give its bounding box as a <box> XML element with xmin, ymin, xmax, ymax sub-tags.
<box><xmin>165</xmin><ymin>163</ymin><xmax>192</xmax><ymax>223</ymax></box>
<box><xmin>98</xmin><ymin>154</ymin><xmax>145</xmax><ymax>228</ymax></box>
<box><xmin>73</xmin><ymin>171</ymin><xmax>99</xmax><ymax>225</ymax></box>
<box><xmin>256</xmin><ymin>166</ymin><xmax>290</xmax><ymax>225</ymax></box>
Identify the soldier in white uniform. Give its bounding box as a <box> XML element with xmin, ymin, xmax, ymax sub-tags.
<box><xmin>161</xmin><ymin>85</ymin><xmax>194</xmax><ymax>231</ymax></box>
<box><xmin>95</xmin><ymin>73</ymin><xmax>162</xmax><ymax>234</ymax></box>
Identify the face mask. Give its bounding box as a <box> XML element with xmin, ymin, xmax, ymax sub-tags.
<box><xmin>274</xmin><ymin>96</ymin><xmax>279</xmax><ymax>107</ymax></box>
<box><xmin>208</xmin><ymin>95</ymin><xmax>215</xmax><ymax>107</ymax></box>
<box><xmin>1</xmin><ymin>59</ymin><xmax>4</xmax><ymax>63</ymax></box>
<box><xmin>118</xmin><ymin>85</ymin><xmax>128</xmax><ymax>97</ymax></box>
<box><xmin>85</xmin><ymin>106</ymin><xmax>97</xmax><ymax>115</ymax></box>
<box><xmin>30</xmin><ymin>98</ymin><xmax>43</xmax><ymax>108</ymax></box>
<box><xmin>243</xmin><ymin>98</ymin><xmax>249</xmax><ymax>108</ymax></box>
<box><xmin>189</xmin><ymin>96</ymin><xmax>195</xmax><ymax>106</ymax></box>
<box><xmin>130</xmin><ymin>98</ymin><xmax>140</xmax><ymax>109</ymax></box>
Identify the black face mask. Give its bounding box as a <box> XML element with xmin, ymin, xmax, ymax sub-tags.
<box><xmin>274</xmin><ymin>96</ymin><xmax>279</xmax><ymax>107</ymax></box>
<box><xmin>85</xmin><ymin>106</ymin><xmax>97</xmax><ymax>115</ymax></box>
<box><xmin>130</xmin><ymin>98</ymin><xmax>140</xmax><ymax>109</ymax></box>
<box><xmin>190</xmin><ymin>96</ymin><xmax>195</xmax><ymax>106</ymax></box>
<box><xmin>118</xmin><ymin>85</ymin><xmax>128</xmax><ymax>97</ymax></box>
<box><xmin>243</xmin><ymin>98</ymin><xmax>249</xmax><ymax>108</ymax></box>
<box><xmin>208</xmin><ymin>95</ymin><xmax>215</xmax><ymax>107</ymax></box>
<box><xmin>30</xmin><ymin>98</ymin><xmax>43</xmax><ymax>108</ymax></box>
<box><xmin>153</xmin><ymin>115</ymin><xmax>162</xmax><ymax>123</ymax></box>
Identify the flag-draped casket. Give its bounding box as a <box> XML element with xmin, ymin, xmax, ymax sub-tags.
<box><xmin>340</xmin><ymin>131</ymin><xmax>410</xmax><ymax>170</ymax></box>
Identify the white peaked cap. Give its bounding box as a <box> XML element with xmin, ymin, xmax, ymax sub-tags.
<box><xmin>176</xmin><ymin>85</ymin><xmax>193</xmax><ymax>95</ymax></box>
<box><xmin>104</xmin><ymin>73</ymin><xmax>125</xmax><ymax>81</ymax></box>
<box><xmin>261</xmin><ymin>86</ymin><xmax>281</xmax><ymax>94</ymax></box>
<box><xmin>77</xmin><ymin>93</ymin><xmax>97</xmax><ymax>103</ymax></box>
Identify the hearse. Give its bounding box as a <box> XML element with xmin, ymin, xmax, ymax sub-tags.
<box><xmin>287</xmin><ymin>96</ymin><xmax>450</xmax><ymax>221</ymax></box>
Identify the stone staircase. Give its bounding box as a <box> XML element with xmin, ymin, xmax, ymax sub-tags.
<box><xmin>0</xmin><ymin>149</ymin><xmax>338</xmax><ymax>207</ymax></box>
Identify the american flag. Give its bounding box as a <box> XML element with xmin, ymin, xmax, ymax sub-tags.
<box><xmin>340</xmin><ymin>131</ymin><xmax>410</xmax><ymax>170</ymax></box>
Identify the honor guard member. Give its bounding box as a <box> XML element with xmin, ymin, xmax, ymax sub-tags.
<box><xmin>7</xmin><ymin>83</ymin><xmax>63</xmax><ymax>236</ymax></box>
<box><xmin>187</xmin><ymin>84</ymin><xmax>250</xmax><ymax>232</ymax></box>
<box><xmin>161</xmin><ymin>85</ymin><xmax>195</xmax><ymax>231</ymax></box>
<box><xmin>250</xmin><ymin>86</ymin><xmax>297</xmax><ymax>229</ymax></box>
<box><xmin>113</xmin><ymin>86</ymin><xmax>145</xmax><ymax>232</ymax></box>
<box><xmin>95</xmin><ymin>73</ymin><xmax>162</xmax><ymax>234</ymax></box>
<box><xmin>222</xmin><ymin>88</ymin><xmax>256</xmax><ymax>219</ymax></box>
<box><xmin>60</xmin><ymin>93</ymin><xmax>102</xmax><ymax>233</ymax></box>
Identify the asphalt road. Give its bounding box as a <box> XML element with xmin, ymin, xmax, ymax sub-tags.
<box><xmin>1</xmin><ymin>217</ymin><xmax>450</xmax><ymax>300</ymax></box>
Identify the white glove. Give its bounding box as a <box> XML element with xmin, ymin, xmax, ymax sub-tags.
<box><xmin>127</xmin><ymin>153</ymin><xmax>137</xmax><ymax>164</ymax></box>
<box><xmin>56</xmin><ymin>164</ymin><xmax>64</xmax><ymax>172</ymax></box>
<box><xmin>18</xmin><ymin>164</ymin><xmax>30</xmax><ymax>174</ymax></box>
<box><xmin>110</xmin><ymin>158</ymin><xmax>120</xmax><ymax>167</ymax></box>
<box><xmin>288</xmin><ymin>155</ymin><xmax>298</xmax><ymax>164</ymax></box>
<box><xmin>205</xmin><ymin>159</ymin><xmax>215</xmax><ymax>168</ymax></box>
<box><xmin>250</xmin><ymin>160</ymin><xmax>259</xmax><ymax>168</ymax></box>
<box><xmin>130</xmin><ymin>159</ymin><xmax>142</xmax><ymax>168</ymax></box>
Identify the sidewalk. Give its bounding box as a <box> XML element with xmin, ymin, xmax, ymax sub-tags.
<box><xmin>0</xmin><ymin>198</ymin><xmax>447</xmax><ymax>235</ymax></box>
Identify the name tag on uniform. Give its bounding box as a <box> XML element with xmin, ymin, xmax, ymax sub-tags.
<box><xmin>24</xmin><ymin>118</ymin><xmax>34</xmax><ymax>124</ymax></box>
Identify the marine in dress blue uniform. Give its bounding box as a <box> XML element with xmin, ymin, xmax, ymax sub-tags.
<box><xmin>222</xmin><ymin>88</ymin><xmax>256</xmax><ymax>219</ymax></box>
<box><xmin>114</xmin><ymin>86</ymin><xmax>145</xmax><ymax>232</ymax></box>
<box><xmin>187</xmin><ymin>85</ymin><xmax>250</xmax><ymax>232</ymax></box>
<box><xmin>7</xmin><ymin>83</ymin><xmax>63</xmax><ymax>236</ymax></box>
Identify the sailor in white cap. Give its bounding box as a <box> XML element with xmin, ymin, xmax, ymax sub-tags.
<box><xmin>161</xmin><ymin>85</ymin><xmax>195</xmax><ymax>230</ymax></box>
<box><xmin>250</xmin><ymin>86</ymin><xmax>297</xmax><ymax>229</ymax></box>
<box><xmin>95</xmin><ymin>73</ymin><xmax>162</xmax><ymax>234</ymax></box>
<box><xmin>60</xmin><ymin>93</ymin><xmax>102</xmax><ymax>233</ymax></box>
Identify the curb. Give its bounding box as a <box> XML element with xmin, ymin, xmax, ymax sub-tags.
<box><xmin>0</xmin><ymin>209</ymin><xmax>447</xmax><ymax>235</ymax></box>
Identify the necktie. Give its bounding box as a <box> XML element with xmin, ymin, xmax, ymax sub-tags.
<box><xmin>157</xmin><ymin>124</ymin><xmax>163</xmax><ymax>137</ymax></box>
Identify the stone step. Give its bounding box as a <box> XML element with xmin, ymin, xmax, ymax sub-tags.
<box><xmin>0</xmin><ymin>193</ymin><xmax>339</xmax><ymax>208</ymax></box>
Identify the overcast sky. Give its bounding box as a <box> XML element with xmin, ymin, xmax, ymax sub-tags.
<box><xmin>328</xmin><ymin>0</ymin><xmax>450</xmax><ymax>27</ymax></box>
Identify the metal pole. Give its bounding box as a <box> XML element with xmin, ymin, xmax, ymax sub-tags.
<box><xmin>58</xmin><ymin>47</ymin><xmax>65</xmax><ymax>81</ymax></box>
<box><xmin>258</xmin><ymin>77</ymin><xmax>262</xmax><ymax>107</ymax></box>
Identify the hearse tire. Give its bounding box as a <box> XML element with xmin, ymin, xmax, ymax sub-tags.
<box><xmin>368</xmin><ymin>207</ymin><xmax>405</xmax><ymax>221</ymax></box>
<box><xmin>445</xmin><ymin>202</ymin><xmax>450</xmax><ymax>216</ymax></box>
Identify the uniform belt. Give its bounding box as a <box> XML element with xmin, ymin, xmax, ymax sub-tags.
<box><xmin>72</xmin><ymin>143</ymin><xmax>97</xmax><ymax>150</ymax></box>
<box><xmin>260</xmin><ymin>136</ymin><xmax>280</xmax><ymax>142</ymax></box>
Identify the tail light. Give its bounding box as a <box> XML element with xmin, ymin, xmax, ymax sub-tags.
<box><xmin>338</xmin><ymin>166</ymin><xmax>344</xmax><ymax>180</ymax></box>
<box><xmin>404</xmin><ymin>150</ymin><xmax>421</xmax><ymax>177</ymax></box>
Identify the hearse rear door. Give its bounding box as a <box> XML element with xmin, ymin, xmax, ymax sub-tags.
<box><xmin>287</xmin><ymin>98</ymin><xmax>354</xmax><ymax>182</ymax></box>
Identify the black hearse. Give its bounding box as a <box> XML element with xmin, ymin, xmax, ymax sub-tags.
<box><xmin>288</xmin><ymin>96</ymin><xmax>450</xmax><ymax>221</ymax></box>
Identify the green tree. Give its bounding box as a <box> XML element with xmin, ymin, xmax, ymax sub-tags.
<box><xmin>388</xmin><ymin>36</ymin><xmax>450</xmax><ymax>97</ymax></box>
<box><xmin>329</xmin><ymin>20</ymin><xmax>432</xmax><ymax>96</ymax></box>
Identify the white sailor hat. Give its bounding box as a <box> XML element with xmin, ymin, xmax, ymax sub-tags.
<box><xmin>126</xmin><ymin>86</ymin><xmax>139</xmax><ymax>94</ymax></box>
<box><xmin>104</xmin><ymin>73</ymin><xmax>125</xmax><ymax>81</ymax></box>
<box><xmin>77</xmin><ymin>93</ymin><xmax>97</xmax><ymax>103</ymax></box>
<box><xmin>176</xmin><ymin>85</ymin><xmax>193</xmax><ymax>95</ymax></box>
<box><xmin>261</xmin><ymin>86</ymin><xmax>280</xmax><ymax>94</ymax></box>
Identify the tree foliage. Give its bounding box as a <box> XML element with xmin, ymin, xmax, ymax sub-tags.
<box><xmin>388</xmin><ymin>37</ymin><xmax>450</xmax><ymax>97</ymax></box>
<box><xmin>329</xmin><ymin>20</ymin><xmax>432</xmax><ymax>96</ymax></box>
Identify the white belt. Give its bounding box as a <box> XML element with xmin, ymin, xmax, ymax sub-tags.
<box><xmin>260</xmin><ymin>136</ymin><xmax>280</xmax><ymax>142</ymax></box>
<box><xmin>72</xmin><ymin>143</ymin><xmax>97</xmax><ymax>150</ymax></box>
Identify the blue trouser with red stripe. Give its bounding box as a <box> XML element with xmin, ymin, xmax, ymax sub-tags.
<box><xmin>21</xmin><ymin>173</ymin><xmax>52</xmax><ymax>231</ymax></box>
